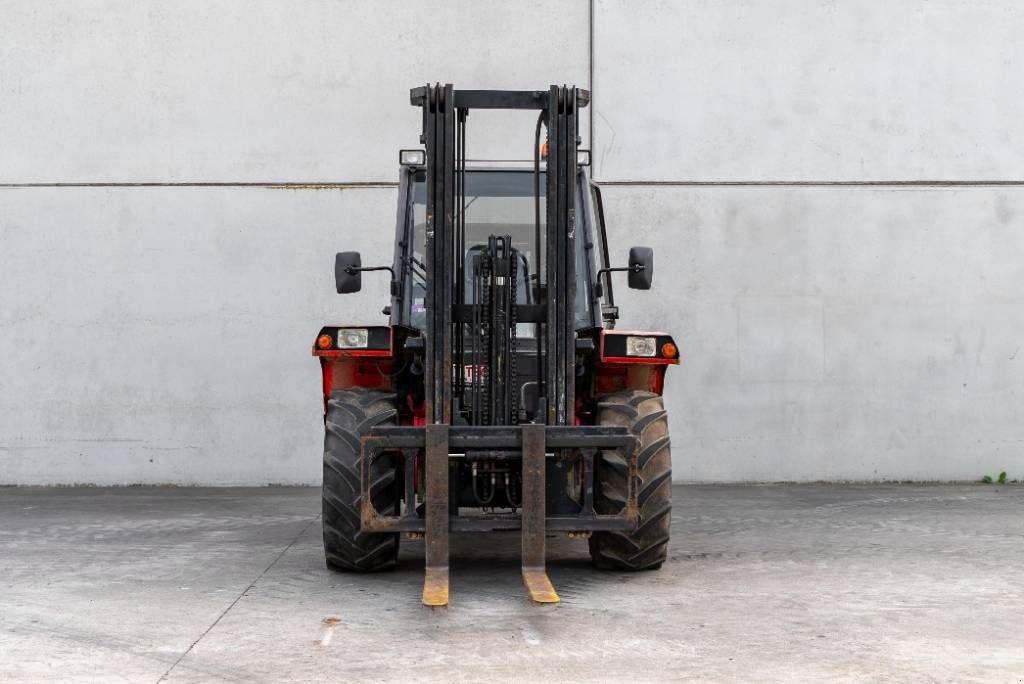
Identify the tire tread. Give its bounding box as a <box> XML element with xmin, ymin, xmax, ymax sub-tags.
<box><xmin>322</xmin><ymin>388</ymin><xmax>400</xmax><ymax>572</ymax></box>
<box><xmin>588</xmin><ymin>389</ymin><xmax>672</xmax><ymax>571</ymax></box>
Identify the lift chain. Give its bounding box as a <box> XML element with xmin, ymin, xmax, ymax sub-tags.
<box><xmin>480</xmin><ymin>252</ymin><xmax>492</xmax><ymax>426</ymax></box>
<box><xmin>509</xmin><ymin>250</ymin><xmax>519</xmax><ymax>420</ymax></box>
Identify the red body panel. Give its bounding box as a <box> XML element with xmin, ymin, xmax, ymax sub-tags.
<box><xmin>313</xmin><ymin>326</ymin><xmax>679</xmax><ymax>411</ymax></box>
<box><xmin>315</xmin><ymin>326</ymin><xmax>398</xmax><ymax>408</ymax></box>
<box><xmin>592</xmin><ymin>330</ymin><xmax>680</xmax><ymax>396</ymax></box>
<box><xmin>593</xmin><ymin>363</ymin><xmax>667</xmax><ymax>395</ymax></box>
<box><xmin>320</xmin><ymin>357</ymin><xmax>395</xmax><ymax>395</ymax></box>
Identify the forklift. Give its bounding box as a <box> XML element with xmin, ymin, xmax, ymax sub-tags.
<box><xmin>312</xmin><ymin>84</ymin><xmax>679</xmax><ymax>606</ymax></box>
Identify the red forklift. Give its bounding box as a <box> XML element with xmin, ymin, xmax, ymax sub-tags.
<box><xmin>313</xmin><ymin>84</ymin><xmax>679</xmax><ymax>606</ymax></box>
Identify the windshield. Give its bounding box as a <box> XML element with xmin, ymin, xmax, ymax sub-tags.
<box><xmin>406</xmin><ymin>170</ymin><xmax>592</xmax><ymax>332</ymax></box>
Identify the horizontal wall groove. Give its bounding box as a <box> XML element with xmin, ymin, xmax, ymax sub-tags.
<box><xmin>595</xmin><ymin>180</ymin><xmax>1024</xmax><ymax>187</ymax></box>
<box><xmin>6</xmin><ymin>180</ymin><xmax>1024</xmax><ymax>189</ymax></box>
<box><xmin>0</xmin><ymin>182</ymin><xmax>398</xmax><ymax>189</ymax></box>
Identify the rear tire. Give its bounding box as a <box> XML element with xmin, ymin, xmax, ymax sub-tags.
<box><xmin>588</xmin><ymin>390</ymin><xmax>672</xmax><ymax>570</ymax></box>
<box><xmin>322</xmin><ymin>389</ymin><xmax>400</xmax><ymax>572</ymax></box>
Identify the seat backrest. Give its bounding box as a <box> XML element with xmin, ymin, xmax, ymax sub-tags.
<box><xmin>464</xmin><ymin>246</ymin><xmax>531</xmax><ymax>304</ymax></box>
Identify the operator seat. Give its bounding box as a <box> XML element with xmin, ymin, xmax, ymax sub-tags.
<box><xmin>463</xmin><ymin>245</ymin><xmax>531</xmax><ymax>304</ymax></box>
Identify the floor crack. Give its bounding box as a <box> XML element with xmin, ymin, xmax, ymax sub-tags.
<box><xmin>156</xmin><ymin>514</ymin><xmax>321</xmax><ymax>683</ymax></box>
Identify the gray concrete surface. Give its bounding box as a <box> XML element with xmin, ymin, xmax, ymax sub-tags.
<box><xmin>1</xmin><ymin>1</ymin><xmax>589</xmax><ymax>182</ymax></box>
<box><xmin>605</xmin><ymin>185</ymin><xmax>1024</xmax><ymax>482</ymax></box>
<box><xmin>0</xmin><ymin>186</ymin><xmax>393</xmax><ymax>485</ymax></box>
<box><xmin>5</xmin><ymin>184</ymin><xmax>1023</xmax><ymax>484</ymax></box>
<box><xmin>593</xmin><ymin>0</ymin><xmax>1024</xmax><ymax>182</ymax></box>
<box><xmin>3</xmin><ymin>1</ymin><xmax>1024</xmax><ymax>485</ymax></box>
<box><xmin>2</xmin><ymin>484</ymin><xmax>1022</xmax><ymax>682</ymax></box>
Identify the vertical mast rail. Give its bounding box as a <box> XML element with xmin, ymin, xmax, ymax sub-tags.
<box><xmin>441</xmin><ymin>84</ymin><xmax>455</xmax><ymax>423</ymax></box>
<box><xmin>424</xmin><ymin>83</ymin><xmax>457</xmax><ymax>424</ymax></box>
<box><xmin>544</xmin><ymin>86</ymin><xmax>579</xmax><ymax>426</ymax></box>
<box><xmin>564</xmin><ymin>88</ymin><xmax>578</xmax><ymax>425</ymax></box>
<box><xmin>423</xmin><ymin>84</ymin><xmax>440</xmax><ymax>423</ymax></box>
<box><xmin>545</xmin><ymin>86</ymin><xmax>560</xmax><ymax>425</ymax></box>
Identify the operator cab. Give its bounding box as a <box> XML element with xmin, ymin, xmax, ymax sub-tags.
<box><xmin>401</xmin><ymin>168</ymin><xmax>596</xmax><ymax>335</ymax></box>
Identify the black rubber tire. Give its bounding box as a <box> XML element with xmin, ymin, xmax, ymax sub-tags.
<box><xmin>588</xmin><ymin>390</ymin><xmax>672</xmax><ymax>570</ymax></box>
<box><xmin>322</xmin><ymin>389</ymin><xmax>400</xmax><ymax>572</ymax></box>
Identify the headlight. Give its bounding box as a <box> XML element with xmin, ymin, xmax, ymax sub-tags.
<box><xmin>399</xmin><ymin>149</ymin><xmax>425</xmax><ymax>166</ymax></box>
<box><xmin>336</xmin><ymin>328</ymin><xmax>369</xmax><ymax>349</ymax></box>
<box><xmin>625</xmin><ymin>336</ymin><xmax>657</xmax><ymax>357</ymax></box>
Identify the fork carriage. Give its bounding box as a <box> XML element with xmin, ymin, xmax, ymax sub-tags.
<box><xmin>360</xmin><ymin>424</ymin><xmax>638</xmax><ymax>605</ymax></box>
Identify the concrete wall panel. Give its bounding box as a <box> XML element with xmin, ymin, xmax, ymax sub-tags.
<box><xmin>601</xmin><ymin>185</ymin><xmax>1024</xmax><ymax>481</ymax></box>
<box><xmin>0</xmin><ymin>186</ymin><xmax>395</xmax><ymax>484</ymax></box>
<box><xmin>16</xmin><ymin>183</ymin><xmax>1021</xmax><ymax>483</ymax></box>
<box><xmin>1</xmin><ymin>1</ymin><xmax>589</xmax><ymax>183</ymax></box>
<box><xmin>592</xmin><ymin>0</ymin><xmax>1024</xmax><ymax>181</ymax></box>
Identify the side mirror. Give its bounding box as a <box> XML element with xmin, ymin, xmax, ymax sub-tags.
<box><xmin>627</xmin><ymin>246</ymin><xmax>654</xmax><ymax>290</ymax></box>
<box><xmin>335</xmin><ymin>252</ymin><xmax>362</xmax><ymax>293</ymax></box>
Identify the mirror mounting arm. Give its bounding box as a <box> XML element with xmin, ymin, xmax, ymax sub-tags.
<box><xmin>346</xmin><ymin>265</ymin><xmax>396</xmax><ymax>280</ymax></box>
<box><xmin>336</xmin><ymin>251</ymin><xmax>397</xmax><ymax>295</ymax></box>
<box><xmin>349</xmin><ymin>265</ymin><xmax>399</xmax><ymax>296</ymax></box>
<box><xmin>596</xmin><ymin>264</ymin><xmax>645</xmax><ymax>293</ymax></box>
<box><xmin>596</xmin><ymin>264</ymin><xmax>644</xmax><ymax>279</ymax></box>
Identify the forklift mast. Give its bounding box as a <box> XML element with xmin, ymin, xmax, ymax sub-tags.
<box><xmin>410</xmin><ymin>84</ymin><xmax>588</xmax><ymax>428</ymax></box>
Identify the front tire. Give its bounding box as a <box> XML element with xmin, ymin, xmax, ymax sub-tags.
<box><xmin>589</xmin><ymin>390</ymin><xmax>672</xmax><ymax>570</ymax></box>
<box><xmin>322</xmin><ymin>389</ymin><xmax>400</xmax><ymax>572</ymax></box>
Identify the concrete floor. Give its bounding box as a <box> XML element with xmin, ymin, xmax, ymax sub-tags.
<box><xmin>1</xmin><ymin>485</ymin><xmax>1022</xmax><ymax>683</ymax></box>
